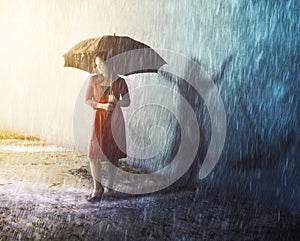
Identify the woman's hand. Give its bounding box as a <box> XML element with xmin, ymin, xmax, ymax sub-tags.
<box><xmin>108</xmin><ymin>94</ymin><xmax>118</xmax><ymax>104</ymax></box>
<box><xmin>96</xmin><ymin>103</ymin><xmax>115</xmax><ymax>112</ymax></box>
<box><xmin>106</xmin><ymin>103</ymin><xmax>115</xmax><ymax>112</ymax></box>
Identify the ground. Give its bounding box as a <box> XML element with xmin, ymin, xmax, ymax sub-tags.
<box><xmin>0</xmin><ymin>138</ymin><xmax>299</xmax><ymax>241</ymax></box>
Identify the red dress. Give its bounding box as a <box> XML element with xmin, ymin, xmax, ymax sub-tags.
<box><xmin>86</xmin><ymin>75</ymin><xmax>129</xmax><ymax>161</ymax></box>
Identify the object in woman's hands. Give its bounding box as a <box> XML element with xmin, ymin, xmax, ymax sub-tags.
<box><xmin>108</xmin><ymin>94</ymin><xmax>115</xmax><ymax>104</ymax></box>
<box><xmin>107</xmin><ymin>94</ymin><xmax>116</xmax><ymax>112</ymax></box>
<box><xmin>107</xmin><ymin>103</ymin><xmax>114</xmax><ymax>112</ymax></box>
<box><xmin>96</xmin><ymin>103</ymin><xmax>102</xmax><ymax>109</ymax></box>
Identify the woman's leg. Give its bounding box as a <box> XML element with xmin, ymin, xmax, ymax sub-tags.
<box><xmin>107</xmin><ymin>159</ymin><xmax>118</xmax><ymax>193</ymax></box>
<box><xmin>89</xmin><ymin>159</ymin><xmax>104</xmax><ymax>197</ymax></box>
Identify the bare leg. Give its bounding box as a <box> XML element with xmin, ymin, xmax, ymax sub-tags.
<box><xmin>89</xmin><ymin>159</ymin><xmax>104</xmax><ymax>198</ymax></box>
<box><xmin>107</xmin><ymin>160</ymin><xmax>118</xmax><ymax>194</ymax></box>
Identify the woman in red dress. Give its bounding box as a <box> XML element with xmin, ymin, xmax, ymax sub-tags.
<box><xmin>85</xmin><ymin>56</ymin><xmax>130</xmax><ymax>201</ymax></box>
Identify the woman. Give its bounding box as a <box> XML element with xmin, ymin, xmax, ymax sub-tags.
<box><xmin>85</xmin><ymin>56</ymin><xmax>130</xmax><ymax>201</ymax></box>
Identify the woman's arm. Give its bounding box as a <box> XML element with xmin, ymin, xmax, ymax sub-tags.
<box><xmin>85</xmin><ymin>77</ymin><xmax>111</xmax><ymax>111</ymax></box>
<box><xmin>96</xmin><ymin>102</ymin><xmax>114</xmax><ymax>111</ymax></box>
<box><xmin>118</xmin><ymin>93</ymin><xmax>130</xmax><ymax>107</ymax></box>
<box><xmin>116</xmin><ymin>78</ymin><xmax>130</xmax><ymax>107</ymax></box>
<box><xmin>85</xmin><ymin>78</ymin><xmax>98</xmax><ymax>109</ymax></box>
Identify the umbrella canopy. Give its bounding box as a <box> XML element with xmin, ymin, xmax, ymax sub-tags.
<box><xmin>63</xmin><ymin>35</ymin><xmax>166</xmax><ymax>75</ymax></box>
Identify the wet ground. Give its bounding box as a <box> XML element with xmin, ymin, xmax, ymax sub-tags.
<box><xmin>0</xmin><ymin>140</ymin><xmax>299</xmax><ymax>240</ymax></box>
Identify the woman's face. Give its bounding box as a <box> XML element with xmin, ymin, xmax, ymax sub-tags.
<box><xmin>95</xmin><ymin>57</ymin><xmax>103</xmax><ymax>67</ymax></box>
<box><xmin>95</xmin><ymin>57</ymin><xmax>107</xmax><ymax>74</ymax></box>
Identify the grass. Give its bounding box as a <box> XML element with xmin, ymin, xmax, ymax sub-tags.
<box><xmin>0</xmin><ymin>129</ymin><xmax>40</xmax><ymax>141</ymax></box>
<box><xmin>119</xmin><ymin>162</ymin><xmax>148</xmax><ymax>174</ymax></box>
<box><xmin>68</xmin><ymin>163</ymin><xmax>148</xmax><ymax>182</ymax></box>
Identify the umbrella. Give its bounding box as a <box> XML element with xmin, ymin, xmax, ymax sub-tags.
<box><xmin>62</xmin><ymin>35</ymin><xmax>166</xmax><ymax>75</ymax></box>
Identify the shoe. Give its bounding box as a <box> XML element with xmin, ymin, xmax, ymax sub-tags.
<box><xmin>87</xmin><ymin>188</ymin><xmax>104</xmax><ymax>202</ymax></box>
<box><xmin>107</xmin><ymin>188</ymin><xmax>113</xmax><ymax>193</ymax></box>
<box><xmin>107</xmin><ymin>188</ymin><xmax>116</xmax><ymax>198</ymax></box>
<box><xmin>87</xmin><ymin>193</ymin><xmax>101</xmax><ymax>202</ymax></box>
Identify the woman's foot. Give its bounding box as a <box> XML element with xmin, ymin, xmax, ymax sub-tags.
<box><xmin>87</xmin><ymin>193</ymin><xmax>101</xmax><ymax>202</ymax></box>
<box><xmin>87</xmin><ymin>187</ymin><xmax>104</xmax><ymax>202</ymax></box>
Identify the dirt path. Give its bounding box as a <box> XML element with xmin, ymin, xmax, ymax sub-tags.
<box><xmin>0</xmin><ymin>140</ymin><xmax>299</xmax><ymax>240</ymax></box>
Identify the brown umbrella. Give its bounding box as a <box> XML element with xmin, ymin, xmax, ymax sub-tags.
<box><xmin>62</xmin><ymin>35</ymin><xmax>166</xmax><ymax>75</ymax></box>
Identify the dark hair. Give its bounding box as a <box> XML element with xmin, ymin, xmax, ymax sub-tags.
<box><xmin>94</xmin><ymin>52</ymin><xmax>113</xmax><ymax>62</ymax></box>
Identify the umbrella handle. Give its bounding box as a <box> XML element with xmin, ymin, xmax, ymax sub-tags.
<box><xmin>108</xmin><ymin>92</ymin><xmax>114</xmax><ymax>103</ymax></box>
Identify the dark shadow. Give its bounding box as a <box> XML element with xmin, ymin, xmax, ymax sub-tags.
<box><xmin>159</xmin><ymin>55</ymin><xmax>234</xmax><ymax>184</ymax></box>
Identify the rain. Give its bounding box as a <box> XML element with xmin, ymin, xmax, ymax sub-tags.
<box><xmin>0</xmin><ymin>0</ymin><xmax>299</xmax><ymax>240</ymax></box>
